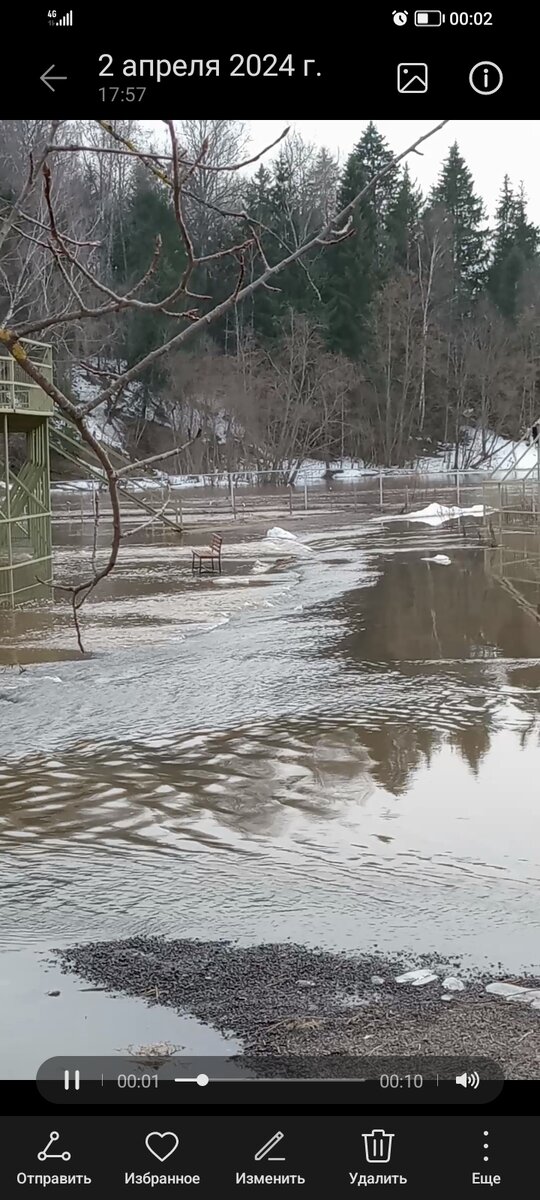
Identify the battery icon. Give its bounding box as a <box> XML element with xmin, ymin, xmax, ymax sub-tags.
<box><xmin>415</xmin><ymin>9</ymin><xmax>443</xmax><ymax>24</ymax></box>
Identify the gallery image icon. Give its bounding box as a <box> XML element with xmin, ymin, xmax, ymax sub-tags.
<box><xmin>37</xmin><ymin>1132</ymin><xmax>71</xmax><ymax>1162</ymax></box>
<box><xmin>397</xmin><ymin>63</ymin><xmax>428</xmax><ymax>92</ymax></box>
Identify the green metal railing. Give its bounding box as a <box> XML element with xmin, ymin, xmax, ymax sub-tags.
<box><xmin>0</xmin><ymin>339</ymin><xmax>53</xmax><ymax>414</ymax></box>
<box><xmin>0</xmin><ymin>341</ymin><xmax>53</xmax><ymax>606</ymax></box>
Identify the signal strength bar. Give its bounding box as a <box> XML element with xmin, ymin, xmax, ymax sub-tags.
<box><xmin>56</xmin><ymin>9</ymin><xmax>73</xmax><ymax>24</ymax></box>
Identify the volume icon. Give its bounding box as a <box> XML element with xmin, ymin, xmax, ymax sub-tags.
<box><xmin>64</xmin><ymin>1069</ymin><xmax>80</xmax><ymax>1091</ymax></box>
<box><xmin>455</xmin><ymin>1070</ymin><xmax>480</xmax><ymax>1089</ymax></box>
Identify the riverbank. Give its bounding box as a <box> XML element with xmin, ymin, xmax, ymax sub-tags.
<box><xmin>56</xmin><ymin>938</ymin><xmax>540</xmax><ymax>1080</ymax></box>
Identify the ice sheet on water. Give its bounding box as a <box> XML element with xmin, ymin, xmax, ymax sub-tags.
<box><xmin>421</xmin><ymin>555</ymin><xmax>452</xmax><ymax>565</ymax></box>
<box><xmin>376</xmin><ymin>503</ymin><xmax>493</xmax><ymax>527</ymax></box>
<box><xmin>250</xmin><ymin>560</ymin><xmax>273</xmax><ymax>574</ymax></box>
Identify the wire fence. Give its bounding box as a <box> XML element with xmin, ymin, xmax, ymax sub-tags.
<box><xmin>50</xmin><ymin>468</ymin><xmax>537</xmax><ymax>531</ymax></box>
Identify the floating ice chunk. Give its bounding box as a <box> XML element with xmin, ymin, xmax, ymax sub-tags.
<box><xmin>442</xmin><ymin>976</ymin><xmax>465</xmax><ymax>991</ymax></box>
<box><xmin>250</xmin><ymin>560</ymin><xmax>272</xmax><ymax>574</ymax></box>
<box><xmin>265</xmin><ymin>527</ymin><xmax>299</xmax><ymax>541</ymax></box>
<box><xmin>396</xmin><ymin>968</ymin><xmax>439</xmax><ymax>986</ymax></box>
<box><xmin>422</xmin><ymin>555</ymin><xmax>452</xmax><ymax>566</ymax></box>
<box><xmin>264</xmin><ymin>527</ymin><xmax>312</xmax><ymax>555</ymax></box>
<box><xmin>213</xmin><ymin>577</ymin><xmax>252</xmax><ymax>586</ymax></box>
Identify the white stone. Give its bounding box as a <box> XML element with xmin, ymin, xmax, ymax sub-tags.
<box><xmin>396</xmin><ymin>969</ymin><xmax>439</xmax><ymax>986</ymax></box>
<box><xmin>442</xmin><ymin>977</ymin><xmax>465</xmax><ymax>992</ymax></box>
<box><xmin>371</xmin><ymin>976</ymin><xmax>385</xmax><ymax>986</ymax></box>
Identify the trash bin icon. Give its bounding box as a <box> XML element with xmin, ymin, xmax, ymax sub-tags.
<box><xmin>362</xmin><ymin>1129</ymin><xmax>394</xmax><ymax>1164</ymax></box>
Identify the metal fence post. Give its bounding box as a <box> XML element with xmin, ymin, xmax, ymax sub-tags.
<box><xmin>379</xmin><ymin>469</ymin><xmax>383</xmax><ymax>510</ymax></box>
<box><xmin>304</xmin><ymin>479</ymin><xmax>308</xmax><ymax>511</ymax></box>
<box><xmin>456</xmin><ymin>470</ymin><xmax>461</xmax><ymax>507</ymax></box>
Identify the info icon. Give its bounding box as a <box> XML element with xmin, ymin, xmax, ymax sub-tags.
<box><xmin>469</xmin><ymin>61</ymin><xmax>503</xmax><ymax>95</ymax></box>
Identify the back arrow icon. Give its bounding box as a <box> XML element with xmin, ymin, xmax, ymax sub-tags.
<box><xmin>41</xmin><ymin>65</ymin><xmax>68</xmax><ymax>92</ymax></box>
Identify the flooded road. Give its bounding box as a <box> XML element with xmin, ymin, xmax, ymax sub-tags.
<box><xmin>1</xmin><ymin>505</ymin><xmax>540</xmax><ymax>1074</ymax></box>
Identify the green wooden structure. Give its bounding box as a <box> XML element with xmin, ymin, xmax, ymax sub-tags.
<box><xmin>0</xmin><ymin>340</ymin><xmax>53</xmax><ymax>607</ymax></box>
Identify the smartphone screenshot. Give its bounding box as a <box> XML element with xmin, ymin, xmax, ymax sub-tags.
<box><xmin>0</xmin><ymin>3</ymin><xmax>537</xmax><ymax>1195</ymax></box>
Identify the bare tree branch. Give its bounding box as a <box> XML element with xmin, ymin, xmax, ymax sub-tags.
<box><xmin>0</xmin><ymin>116</ymin><xmax>450</xmax><ymax>652</ymax></box>
<box><xmin>117</xmin><ymin>430</ymin><xmax>202</xmax><ymax>476</ymax></box>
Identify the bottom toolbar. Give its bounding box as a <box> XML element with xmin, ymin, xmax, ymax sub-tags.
<box><xmin>3</xmin><ymin>1116</ymin><xmax>534</xmax><ymax>1196</ymax></box>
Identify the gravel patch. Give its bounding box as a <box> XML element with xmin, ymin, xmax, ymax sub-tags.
<box><xmin>55</xmin><ymin>938</ymin><xmax>540</xmax><ymax>1080</ymax></box>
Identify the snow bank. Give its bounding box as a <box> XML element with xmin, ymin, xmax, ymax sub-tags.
<box><xmin>376</xmin><ymin>502</ymin><xmax>492</xmax><ymax>527</ymax></box>
<box><xmin>417</xmin><ymin>428</ymin><xmax>540</xmax><ymax>476</ymax></box>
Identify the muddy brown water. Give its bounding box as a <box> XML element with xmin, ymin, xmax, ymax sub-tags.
<box><xmin>1</xmin><ymin>485</ymin><xmax>540</xmax><ymax>1075</ymax></box>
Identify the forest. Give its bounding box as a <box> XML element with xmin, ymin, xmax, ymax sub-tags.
<box><xmin>1</xmin><ymin>118</ymin><xmax>539</xmax><ymax>474</ymax></box>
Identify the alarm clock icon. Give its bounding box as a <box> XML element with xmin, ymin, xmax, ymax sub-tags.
<box><xmin>393</xmin><ymin>10</ymin><xmax>409</xmax><ymax>24</ymax></box>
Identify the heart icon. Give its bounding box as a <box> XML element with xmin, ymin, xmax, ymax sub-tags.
<box><xmin>145</xmin><ymin>1131</ymin><xmax>179</xmax><ymax>1162</ymax></box>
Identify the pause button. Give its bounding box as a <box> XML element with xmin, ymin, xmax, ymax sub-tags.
<box><xmin>63</xmin><ymin>1069</ymin><xmax>80</xmax><ymax>1091</ymax></box>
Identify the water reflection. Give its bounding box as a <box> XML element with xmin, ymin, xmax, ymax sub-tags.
<box><xmin>2</xmin><ymin>525</ymin><xmax>540</xmax><ymax>973</ymax></box>
<box><xmin>323</xmin><ymin>549</ymin><xmax>540</xmax><ymax>663</ymax></box>
<box><xmin>1</xmin><ymin>720</ymin><xmax>540</xmax><ymax>970</ymax></box>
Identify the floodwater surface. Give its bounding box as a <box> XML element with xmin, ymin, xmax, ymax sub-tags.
<box><xmin>1</xmin><ymin>504</ymin><xmax>540</xmax><ymax>1075</ymax></box>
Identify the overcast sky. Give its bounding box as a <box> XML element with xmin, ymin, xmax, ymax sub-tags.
<box><xmin>245</xmin><ymin>120</ymin><xmax>540</xmax><ymax>224</ymax></box>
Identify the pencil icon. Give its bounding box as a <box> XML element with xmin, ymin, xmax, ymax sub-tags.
<box><xmin>254</xmin><ymin>1131</ymin><xmax>285</xmax><ymax>1161</ymax></box>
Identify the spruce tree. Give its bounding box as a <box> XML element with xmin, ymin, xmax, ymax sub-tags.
<box><xmin>323</xmin><ymin>122</ymin><xmax>401</xmax><ymax>358</ymax></box>
<box><xmin>489</xmin><ymin>178</ymin><xmax>539</xmax><ymax>318</ymax></box>
<box><xmin>428</xmin><ymin>142</ymin><xmax>489</xmax><ymax>305</ymax></box>
<box><xmin>386</xmin><ymin>165</ymin><xmax>423</xmax><ymax>270</ymax></box>
<box><xmin>112</xmin><ymin>167</ymin><xmax>187</xmax><ymax>396</ymax></box>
